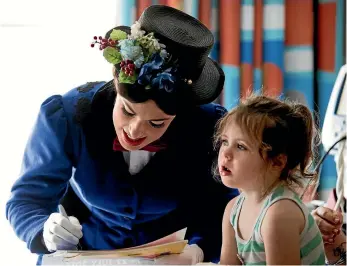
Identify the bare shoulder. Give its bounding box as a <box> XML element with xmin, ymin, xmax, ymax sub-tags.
<box><xmin>224</xmin><ymin>196</ymin><xmax>240</xmax><ymax>216</ymax></box>
<box><xmin>262</xmin><ymin>199</ymin><xmax>305</xmax><ymax>235</ymax></box>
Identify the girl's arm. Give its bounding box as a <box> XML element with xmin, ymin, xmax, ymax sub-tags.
<box><xmin>220</xmin><ymin>197</ymin><xmax>241</xmax><ymax>265</ymax></box>
<box><xmin>261</xmin><ymin>199</ymin><xmax>304</xmax><ymax>265</ymax></box>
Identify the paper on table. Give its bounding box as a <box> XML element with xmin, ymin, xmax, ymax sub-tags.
<box><xmin>42</xmin><ymin>228</ymin><xmax>188</xmax><ymax>265</ymax></box>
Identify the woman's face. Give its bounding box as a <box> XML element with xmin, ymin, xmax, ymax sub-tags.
<box><xmin>113</xmin><ymin>94</ymin><xmax>176</xmax><ymax>151</ymax></box>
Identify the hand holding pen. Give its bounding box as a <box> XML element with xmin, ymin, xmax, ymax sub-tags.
<box><xmin>43</xmin><ymin>204</ymin><xmax>83</xmax><ymax>252</ymax></box>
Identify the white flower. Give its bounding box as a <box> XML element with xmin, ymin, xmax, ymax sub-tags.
<box><xmin>152</xmin><ymin>39</ymin><xmax>161</xmax><ymax>50</ymax></box>
<box><xmin>160</xmin><ymin>49</ymin><xmax>168</xmax><ymax>59</ymax></box>
<box><xmin>130</xmin><ymin>21</ymin><xmax>145</xmax><ymax>39</ymax></box>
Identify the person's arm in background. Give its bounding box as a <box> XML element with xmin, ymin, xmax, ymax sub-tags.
<box><xmin>312</xmin><ymin>206</ymin><xmax>346</xmax><ymax>265</ymax></box>
<box><xmin>6</xmin><ymin>95</ymin><xmax>76</xmax><ymax>253</ymax></box>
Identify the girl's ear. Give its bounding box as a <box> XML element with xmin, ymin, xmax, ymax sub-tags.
<box><xmin>271</xmin><ymin>153</ymin><xmax>287</xmax><ymax>172</ymax></box>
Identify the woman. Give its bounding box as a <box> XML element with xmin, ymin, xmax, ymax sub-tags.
<box><xmin>312</xmin><ymin>206</ymin><xmax>346</xmax><ymax>265</ymax></box>
<box><xmin>6</xmin><ymin>5</ymin><xmax>237</xmax><ymax>264</ymax></box>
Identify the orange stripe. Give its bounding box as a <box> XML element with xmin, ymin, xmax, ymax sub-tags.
<box><xmin>285</xmin><ymin>0</ymin><xmax>313</xmax><ymax>45</ymax></box>
<box><xmin>241</xmin><ymin>64</ymin><xmax>253</xmax><ymax>98</ymax></box>
<box><xmin>158</xmin><ymin>0</ymin><xmax>167</xmax><ymax>5</ymax></box>
<box><xmin>199</xmin><ymin>0</ymin><xmax>211</xmax><ymax>29</ymax></box>
<box><xmin>317</xmin><ymin>3</ymin><xmax>336</xmax><ymax>72</ymax></box>
<box><xmin>263</xmin><ymin>63</ymin><xmax>283</xmax><ymax>97</ymax></box>
<box><xmin>254</xmin><ymin>0</ymin><xmax>263</xmax><ymax>69</ymax></box>
<box><xmin>220</xmin><ymin>0</ymin><xmax>241</xmax><ymax>65</ymax></box>
<box><xmin>137</xmin><ymin>0</ymin><xmax>152</xmax><ymax>19</ymax></box>
<box><xmin>166</xmin><ymin>0</ymin><xmax>183</xmax><ymax>9</ymax></box>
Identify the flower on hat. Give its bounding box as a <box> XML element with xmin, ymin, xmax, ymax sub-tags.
<box><xmin>118</xmin><ymin>39</ymin><xmax>144</xmax><ymax>68</ymax></box>
<box><xmin>130</xmin><ymin>21</ymin><xmax>146</xmax><ymax>39</ymax></box>
<box><xmin>152</xmin><ymin>72</ymin><xmax>176</xmax><ymax>93</ymax></box>
<box><xmin>91</xmin><ymin>22</ymin><xmax>175</xmax><ymax>87</ymax></box>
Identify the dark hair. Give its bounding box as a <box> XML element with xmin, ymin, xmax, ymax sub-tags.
<box><xmin>113</xmin><ymin>77</ymin><xmax>191</xmax><ymax>116</ymax></box>
<box><xmin>213</xmin><ymin>94</ymin><xmax>320</xmax><ymax>196</ymax></box>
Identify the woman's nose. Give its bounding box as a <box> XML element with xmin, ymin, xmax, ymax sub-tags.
<box><xmin>128</xmin><ymin>119</ymin><xmax>145</xmax><ymax>139</ymax></box>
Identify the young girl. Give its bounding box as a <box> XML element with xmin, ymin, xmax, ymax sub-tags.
<box><xmin>217</xmin><ymin>95</ymin><xmax>325</xmax><ymax>265</ymax></box>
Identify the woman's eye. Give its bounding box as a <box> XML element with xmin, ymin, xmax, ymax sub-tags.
<box><xmin>237</xmin><ymin>144</ymin><xmax>246</xmax><ymax>151</ymax></box>
<box><xmin>122</xmin><ymin>107</ymin><xmax>135</xmax><ymax>117</ymax></box>
<box><xmin>221</xmin><ymin>139</ymin><xmax>228</xmax><ymax>146</ymax></box>
<box><xmin>149</xmin><ymin>121</ymin><xmax>165</xmax><ymax>128</ymax></box>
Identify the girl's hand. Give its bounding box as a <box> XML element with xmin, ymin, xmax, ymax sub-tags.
<box><xmin>311</xmin><ymin>206</ymin><xmax>343</xmax><ymax>244</ymax></box>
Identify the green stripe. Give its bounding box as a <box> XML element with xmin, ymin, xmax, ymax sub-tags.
<box><xmin>308</xmin><ymin>214</ymin><xmax>314</xmax><ymax>228</ymax></box>
<box><xmin>271</xmin><ymin>186</ymin><xmax>285</xmax><ymax>199</ymax></box>
<box><xmin>310</xmin><ymin>251</ymin><xmax>325</xmax><ymax>265</ymax></box>
<box><xmin>238</xmin><ymin>241</ymin><xmax>265</xmax><ymax>253</ymax></box>
<box><xmin>247</xmin><ymin>261</ymin><xmax>267</xmax><ymax>265</ymax></box>
<box><xmin>301</xmin><ymin>232</ymin><xmax>323</xmax><ymax>257</ymax></box>
<box><xmin>293</xmin><ymin>193</ymin><xmax>301</xmax><ymax>202</ymax></box>
<box><xmin>231</xmin><ymin>214</ymin><xmax>236</xmax><ymax>226</ymax></box>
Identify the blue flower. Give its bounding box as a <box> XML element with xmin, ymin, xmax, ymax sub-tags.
<box><xmin>152</xmin><ymin>72</ymin><xmax>176</xmax><ymax>93</ymax></box>
<box><xmin>118</xmin><ymin>39</ymin><xmax>144</xmax><ymax>64</ymax></box>
<box><xmin>137</xmin><ymin>53</ymin><xmax>164</xmax><ymax>85</ymax></box>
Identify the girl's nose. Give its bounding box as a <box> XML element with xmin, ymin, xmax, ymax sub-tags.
<box><xmin>222</xmin><ymin>147</ymin><xmax>233</xmax><ymax>161</ymax></box>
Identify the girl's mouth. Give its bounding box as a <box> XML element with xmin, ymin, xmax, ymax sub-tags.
<box><xmin>122</xmin><ymin>130</ymin><xmax>146</xmax><ymax>146</ymax></box>
<box><xmin>219</xmin><ymin>165</ymin><xmax>232</xmax><ymax>176</ymax></box>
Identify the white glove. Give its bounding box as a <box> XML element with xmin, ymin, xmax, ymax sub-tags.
<box><xmin>43</xmin><ymin>212</ymin><xmax>83</xmax><ymax>252</ymax></box>
<box><xmin>154</xmin><ymin>244</ymin><xmax>204</xmax><ymax>265</ymax></box>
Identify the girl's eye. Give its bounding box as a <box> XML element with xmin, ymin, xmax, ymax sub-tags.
<box><xmin>221</xmin><ymin>139</ymin><xmax>228</xmax><ymax>146</ymax></box>
<box><xmin>149</xmin><ymin>121</ymin><xmax>165</xmax><ymax>128</ymax></box>
<box><xmin>122</xmin><ymin>107</ymin><xmax>135</xmax><ymax>117</ymax></box>
<box><xmin>237</xmin><ymin>144</ymin><xmax>246</xmax><ymax>151</ymax></box>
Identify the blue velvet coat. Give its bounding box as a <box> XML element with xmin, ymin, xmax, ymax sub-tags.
<box><xmin>6</xmin><ymin>81</ymin><xmax>238</xmax><ymax>262</ymax></box>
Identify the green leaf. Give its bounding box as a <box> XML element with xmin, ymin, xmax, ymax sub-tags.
<box><xmin>103</xmin><ymin>47</ymin><xmax>122</xmax><ymax>64</ymax></box>
<box><xmin>110</xmin><ymin>29</ymin><xmax>127</xmax><ymax>41</ymax></box>
<box><xmin>119</xmin><ymin>70</ymin><xmax>137</xmax><ymax>84</ymax></box>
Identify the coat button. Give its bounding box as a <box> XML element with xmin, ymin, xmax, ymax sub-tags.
<box><xmin>124</xmin><ymin>207</ymin><xmax>133</xmax><ymax>214</ymax></box>
<box><xmin>123</xmin><ymin>237</ymin><xmax>134</xmax><ymax>247</ymax></box>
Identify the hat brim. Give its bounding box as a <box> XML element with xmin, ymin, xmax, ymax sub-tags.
<box><xmin>189</xmin><ymin>57</ymin><xmax>225</xmax><ymax>104</ymax></box>
<box><xmin>105</xmin><ymin>26</ymin><xmax>225</xmax><ymax>105</ymax></box>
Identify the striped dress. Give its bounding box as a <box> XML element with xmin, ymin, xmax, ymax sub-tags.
<box><xmin>229</xmin><ymin>186</ymin><xmax>325</xmax><ymax>265</ymax></box>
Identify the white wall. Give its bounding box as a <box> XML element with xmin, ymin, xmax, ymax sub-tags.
<box><xmin>0</xmin><ymin>0</ymin><xmax>122</xmax><ymax>264</ymax></box>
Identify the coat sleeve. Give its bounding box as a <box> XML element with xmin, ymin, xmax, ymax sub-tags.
<box><xmin>6</xmin><ymin>95</ymin><xmax>73</xmax><ymax>254</ymax></box>
<box><xmin>185</xmin><ymin>104</ymin><xmax>239</xmax><ymax>263</ymax></box>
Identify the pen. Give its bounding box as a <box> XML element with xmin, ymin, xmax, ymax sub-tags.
<box><xmin>58</xmin><ymin>204</ymin><xmax>82</xmax><ymax>250</ymax></box>
<box><xmin>58</xmin><ymin>204</ymin><xmax>68</xmax><ymax>218</ymax></box>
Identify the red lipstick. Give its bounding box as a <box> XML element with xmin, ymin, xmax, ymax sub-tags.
<box><xmin>122</xmin><ymin>130</ymin><xmax>146</xmax><ymax>146</ymax></box>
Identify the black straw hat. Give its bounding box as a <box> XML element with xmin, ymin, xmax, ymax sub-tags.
<box><xmin>105</xmin><ymin>5</ymin><xmax>225</xmax><ymax>105</ymax></box>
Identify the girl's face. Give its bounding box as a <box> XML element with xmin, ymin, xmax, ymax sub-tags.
<box><xmin>218</xmin><ymin>121</ymin><xmax>267</xmax><ymax>190</ymax></box>
<box><xmin>113</xmin><ymin>94</ymin><xmax>176</xmax><ymax>151</ymax></box>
